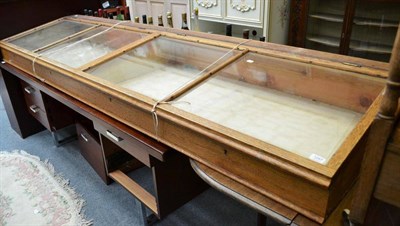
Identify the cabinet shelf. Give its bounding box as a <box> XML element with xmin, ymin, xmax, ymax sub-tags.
<box><xmin>306</xmin><ymin>35</ymin><xmax>340</xmax><ymax>47</ymax></box>
<box><xmin>349</xmin><ymin>41</ymin><xmax>392</xmax><ymax>54</ymax></box>
<box><xmin>308</xmin><ymin>35</ymin><xmax>392</xmax><ymax>54</ymax></box>
<box><xmin>309</xmin><ymin>13</ymin><xmax>398</xmax><ymax>28</ymax></box>
<box><xmin>309</xmin><ymin>13</ymin><xmax>344</xmax><ymax>23</ymax></box>
<box><xmin>353</xmin><ymin>18</ymin><xmax>398</xmax><ymax>28</ymax></box>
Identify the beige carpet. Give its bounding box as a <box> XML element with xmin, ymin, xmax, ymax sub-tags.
<box><xmin>0</xmin><ymin>150</ymin><xmax>92</xmax><ymax>226</ymax></box>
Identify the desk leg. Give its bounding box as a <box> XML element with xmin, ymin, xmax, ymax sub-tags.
<box><xmin>0</xmin><ymin>67</ymin><xmax>44</xmax><ymax>138</ymax></box>
<box><xmin>152</xmin><ymin>152</ymin><xmax>209</xmax><ymax>219</ymax></box>
<box><xmin>257</xmin><ymin>213</ymin><xmax>266</xmax><ymax>226</ymax></box>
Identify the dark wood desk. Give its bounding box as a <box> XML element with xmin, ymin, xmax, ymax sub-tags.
<box><xmin>0</xmin><ymin>62</ymin><xmax>207</xmax><ymax>222</ymax></box>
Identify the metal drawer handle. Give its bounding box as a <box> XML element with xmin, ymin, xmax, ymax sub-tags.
<box><xmin>106</xmin><ymin>130</ymin><xmax>123</xmax><ymax>142</ymax></box>
<box><xmin>29</xmin><ymin>105</ymin><xmax>40</xmax><ymax>113</ymax></box>
<box><xmin>80</xmin><ymin>133</ymin><xmax>89</xmax><ymax>142</ymax></box>
<box><xmin>24</xmin><ymin>87</ymin><xmax>35</xmax><ymax>94</ymax></box>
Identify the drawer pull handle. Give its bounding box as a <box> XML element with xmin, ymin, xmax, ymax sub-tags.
<box><xmin>106</xmin><ymin>130</ymin><xmax>123</xmax><ymax>142</ymax></box>
<box><xmin>29</xmin><ymin>105</ymin><xmax>40</xmax><ymax>113</ymax></box>
<box><xmin>80</xmin><ymin>133</ymin><xmax>89</xmax><ymax>142</ymax></box>
<box><xmin>24</xmin><ymin>87</ymin><xmax>35</xmax><ymax>94</ymax></box>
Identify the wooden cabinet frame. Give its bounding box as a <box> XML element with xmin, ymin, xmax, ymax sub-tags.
<box><xmin>288</xmin><ymin>0</ymin><xmax>357</xmax><ymax>55</ymax></box>
<box><xmin>0</xmin><ymin>15</ymin><xmax>391</xmax><ymax>224</ymax></box>
<box><xmin>288</xmin><ymin>0</ymin><xmax>399</xmax><ymax>60</ymax></box>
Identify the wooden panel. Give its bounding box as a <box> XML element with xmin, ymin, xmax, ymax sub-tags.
<box><xmin>326</xmin><ymin>134</ymin><xmax>368</xmax><ymax>216</ymax></box>
<box><xmin>374</xmin><ymin>150</ymin><xmax>400</xmax><ymax>207</ymax></box>
<box><xmin>109</xmin><ymin>169</ymin><xmax>159</xmax><ymax>214</ymax></box>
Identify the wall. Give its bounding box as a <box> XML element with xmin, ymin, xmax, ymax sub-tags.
<box><xmin>0</xmin><ymin>0</ymin><xmax>101</xmax><ymax>40</ymax></box>
<box><xmin>268</xmin><ymin>0</ymin><xmax>291</xmax><ymax>44</ymax></box>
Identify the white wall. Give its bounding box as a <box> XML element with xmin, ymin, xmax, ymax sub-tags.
<box><xmin>127</xmin><ymin>0</ymin><xmax>291</xmax><ymax>44</ymax></box>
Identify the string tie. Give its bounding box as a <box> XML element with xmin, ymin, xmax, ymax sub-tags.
<box><xmin>150</xmin><ymin>39</ymin><xmax>251</xmax><ymax>141</ymax></box>
<box><xmin>31</xmin><ymin>20</ymin><xmax>128</xmax><ymax>81</ymax></box>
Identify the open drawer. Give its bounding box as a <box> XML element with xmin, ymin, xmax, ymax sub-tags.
<box><xmin>94</xmin><ymin>117</ymin><xmax>207</xmax><ymax>219</ymax></box>
<box><xmin>94</xmin><ymin>119</ymin><xmax>167</xmax><ymax>167</ymax></box>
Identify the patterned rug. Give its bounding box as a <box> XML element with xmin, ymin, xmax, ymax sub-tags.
<box><xmin>0</xmin><ymin>151</ymin><xmax>92</xmax><ymax>226</ymax></box>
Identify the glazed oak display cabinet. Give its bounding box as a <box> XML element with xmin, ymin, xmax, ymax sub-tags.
<box><xmin>0</xmin><ymin>15</ymin><xmax>392</xmax><ymax>224</ymax></box>
<box><xmin>289</xmin><ymin>0</ymin><xmax>400</xmax><ymax>62</ymax></box>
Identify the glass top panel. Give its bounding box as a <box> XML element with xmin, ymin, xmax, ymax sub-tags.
<box><xmin>38</xmin><ymin>27</ymin><xmax>146</xmax><ymax>68</ymax></box>
<box><xmin>9</xmin><ymin>20</ymin><xmax>92</xmax><ymax>51</ymax></box>
<box><xmin>87</xmin><ymin>37</ymin><xmax>240</xmax><ymax>101</ymax></box>
<box><xmin>175</xmin><ymin>53</ymin><xmax>364</xmax><ymax>165</ymax></box>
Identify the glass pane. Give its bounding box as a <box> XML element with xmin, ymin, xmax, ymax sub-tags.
<box><xmin>305</xmin><ymin>0</ymin><xmax>347</xmax><ymax>53</ymax></box>
<box><xmin>87</xmin><ymin>37</ymin><xmax>240</xmax><ymax>101</ymax></box>
<box><xmin>9</xmin><ymin>21</ymin><xmax>92</xmax><ymax>51</ymax></box>
<box><xmin>349</xmin><ymin>2</ymin><xmax>400</xmax><ymax>62</ymax></box>
<box><xmin>38</xmin><ymin>27</ymin><xmax>146</xmax><ymax>68</ymax></box>
<box><xmin>175</xmin><ymin>53</ymin><xmax>370</xmax><ymax>165</ymax></box>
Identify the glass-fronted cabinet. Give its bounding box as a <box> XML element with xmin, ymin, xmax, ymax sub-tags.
<box><xmin>349</xmin><ymin>1</ymin><xmax>400</xmax><ymax>61</ymax></box>
<box><xmin>305</xmin><ymin>0</ymin><xmax>347</xmax><ymax>54</ymax></box>
<box><xmin>289</xmin><ymin>0</ymin><xmax>400</xmax><ymax>62</ymax></box>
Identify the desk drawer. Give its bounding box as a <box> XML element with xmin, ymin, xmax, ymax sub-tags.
<box><xmin>76</xmin><ymin>122</ymin><xmax>108</xmax><ymax>183</ymax></box>
<box><xmin>26</xmin><ymin>104</ymin><xmax>50</xmax><ymax>130</ymax></box>
<box><xmin>20</xmin><ymin>80</ymin><xmax>51</xmax><ymax>130</ymax></box>
<box><xmin>20</xmin><ymin>80</ymin><xmax>45</xmax><ymax>110</ymax></box>
<box><xmin>94</xmin><ymin>121</ymin><xmax>152</xmax><ymax>167</ymax></box>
